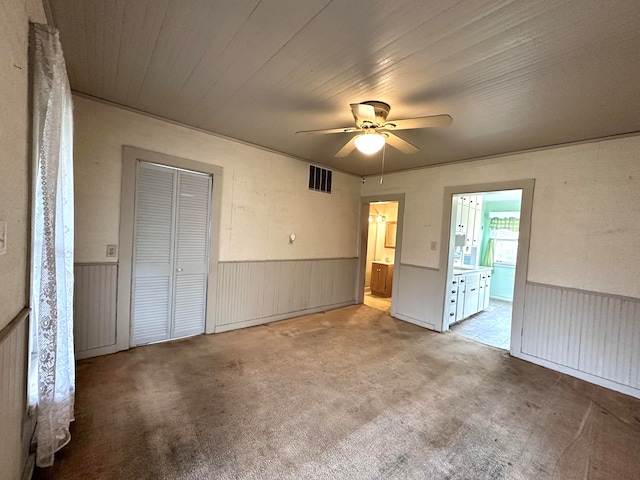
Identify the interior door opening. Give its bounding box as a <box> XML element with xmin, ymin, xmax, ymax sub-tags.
<box><xmin>363</xmin><ymin>201</ymin><xmax>398</xmax><ymax>313</ymax></box>
<box><xmin>445</xmin><ymin>189</ymin><xmax>522</xmax><ymax>350</ymax></box>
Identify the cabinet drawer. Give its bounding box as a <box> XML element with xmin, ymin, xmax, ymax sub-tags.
<box><xmin>464</xmin><ymin>272</ymin><xmax>480</xmax><ymax>286</ymax></box>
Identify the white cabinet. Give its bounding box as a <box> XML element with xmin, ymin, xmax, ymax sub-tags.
<box><xmin>483</xmin><ymin>272</ymin><xmax>491</xmax><ymax>310</ymax></box>
<box><xmin>450</xmin><ymin>275</ymin><xmax>464</xmax><ymax>322</ymax></box>
<box><xmin>462</xmin><ymin>273</ymin><xmax>480</xmax><ymax>318</ymax></box>
<box><xmin>454</xmin><ymin>195</ymin><xmax>483</xmax><ymax>248</ymax></box>
<box><xmin>448</xmin><ymin>268</ymin><xmax>491</xmax><ymax>325</ymax></box>
<box><xmin>478</xmin><ymin>271</ymin><xmax>491</xmax><ymax>311</ymax></box>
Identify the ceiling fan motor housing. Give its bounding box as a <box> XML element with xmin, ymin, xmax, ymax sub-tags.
<box><xmin>360</xmin><ymin>100</ymin><xmax>390</xmax><ymax>127</ymax></box>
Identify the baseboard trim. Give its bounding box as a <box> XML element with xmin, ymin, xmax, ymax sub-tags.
<box><xmin>75</xmin><ymin>344</ymin><xmax>117</xmax><ymax>360</ymax></box>
<box><xmin>393</xmin><ymin>312</ymin><xmax>436</xmax><ymax>331</ymax></box>
<box><xmin>213</xmin><ymin>301</ymin><xmax>356</xmax><ymax>333</ymax></box>
<box><xmin>514</xmin><ymin>351</ymin><xmax>640</xmax><ymax>400</ymax></box>
<box><xmin>489</xmin><ymin>295</ymin><xmax>513</xmax><ymax>302</ymax></box>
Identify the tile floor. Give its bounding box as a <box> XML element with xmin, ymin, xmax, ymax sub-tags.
<box><xmin>364</xmin><ymin>292</ymin><xmax>511</xmax><ymax>350</ymax></box>
<box><xmin>450</xmin><ymin>298</ymin><xmax>512</xmax><ymax>350</ymax></box>
<box><xmin>364</xmin><ymin>291</ymin><xmax>391</xmax><ymax>313</ymax></box>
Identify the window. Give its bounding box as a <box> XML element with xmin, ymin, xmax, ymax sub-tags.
<box><xmin>491</xmin><ymin>220</ymin><xmax>519</xmax><ymax>266</ymax></box>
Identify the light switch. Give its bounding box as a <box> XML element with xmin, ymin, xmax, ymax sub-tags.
<box><xmin>430</xmin><ymin>241</ymin><xmax>437</xmax><ymax>251</ymax></box>
<box><xmin>0</xmin><ymin>221</ymin><xmax>6</xmax><ymax>255</ymax></box>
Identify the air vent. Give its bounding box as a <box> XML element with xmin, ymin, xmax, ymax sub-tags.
<box><xmin>308</xmin><ymin>165</ymin><xmax>332</xmax><ymax>194</ymax></box>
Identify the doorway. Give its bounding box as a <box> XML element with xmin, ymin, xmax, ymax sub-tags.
<box><xmin>116</xmin><ymin>147</ymin><xmax>223</xmax><ymax>352</ymax></box>
<box><xmin>446</xmin><ymin>190</ymin><xmax>522</xmax><ymax>349</ymax></box>
<box><xmin>439</xmin><ymin>180</ymin><xmax>534</xmax><ymax>356</ymax></box>
<box><xmin>357</xmin><ymin>194</ymin><xmax>405</xmax><ymax>317</ymax></box>
<box><xmin>364</xmin><ymin>201</ymin><xmax>399</xmax><ymax>313</ymax></box>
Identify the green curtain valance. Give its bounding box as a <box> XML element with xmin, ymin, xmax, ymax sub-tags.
<box><xmin>489</xmin><ymin>217</ymin><xmax>519</xmax><ymax>231</ymax></box>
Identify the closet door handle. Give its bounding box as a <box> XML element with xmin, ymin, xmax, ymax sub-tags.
<box><xmin>177</xmin><ymin>268</ymin><xmax>183</xmax><ymax>272</ymax></box>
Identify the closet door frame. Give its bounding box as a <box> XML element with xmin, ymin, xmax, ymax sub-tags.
<box><xmin>117</xmin><ymin>146</ymin><xmax>223</xmax><ymax>351</ymax></box>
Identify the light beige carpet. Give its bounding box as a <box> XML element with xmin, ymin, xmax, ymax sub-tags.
<box><xmin>35</xmin><ymin>305</ymin><xmax>640</xmax><ymax>479</ymax></box>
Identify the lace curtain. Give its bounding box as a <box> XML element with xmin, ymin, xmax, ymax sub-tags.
<box><xmin>30</xmin><ymin>23</ymin><xmax>75</xmax><ymax>468</ymax></box>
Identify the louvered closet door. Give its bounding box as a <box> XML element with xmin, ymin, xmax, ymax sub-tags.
<box><xmin>132</xmin><ymin>163</ymin><xmax>176</xmax><ymax>345</ymax></box>
<box><xmin>172</xmin><ymin>171</ymin><xmax>211</xmax><ymax>338</ymax></box>
<box><xmin>131</xmin><ymin>162</ymin><xmax>212</xmax><ymax>346</ymax></box>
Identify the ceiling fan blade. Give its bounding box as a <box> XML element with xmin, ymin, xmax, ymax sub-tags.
<box><xmin>350</xmin><ymin>103</ymin><xmax>376</xmax><ymax>126</ymax></box>
<box><xmin>381</xmin><ymin>114</ymin><xmax>452</xmax><ymax>131</ymax></box>
<box><xmin>385</xmin><ymin>132</ymin><xmax>419</xmax><ymax>154</ymax></box>
<box><xmin>335</xmin><ymin>136</ymin><xmax>358</xmax><ymax>157</ymax></box>
<box><xmin>296</xmin><ymin>126</ymin><xmax>360</xmax><ymax>135</ymax></box>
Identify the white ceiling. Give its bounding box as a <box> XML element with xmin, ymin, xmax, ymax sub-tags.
<box><xmin>48</xmin><ymin>0</ymin><xmax>640</xmax><ymax>176</ymax></box>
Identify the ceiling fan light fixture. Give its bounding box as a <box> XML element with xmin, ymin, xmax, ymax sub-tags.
<box><xmin>354</xmin><ymin>132</ymin><xmax>385</xmax><ymax>154</ymax></box>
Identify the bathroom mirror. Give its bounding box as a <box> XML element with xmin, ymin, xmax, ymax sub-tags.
<box><xmin>384</xmin><ymin>221</ymin><xmax>397</xmax><ymax>248</ymax></box>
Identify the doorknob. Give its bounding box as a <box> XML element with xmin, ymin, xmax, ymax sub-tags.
<box><xmin>177</xmin><ymin>268</ymin><xmax>183</xmax><ymax>272</ymax></box>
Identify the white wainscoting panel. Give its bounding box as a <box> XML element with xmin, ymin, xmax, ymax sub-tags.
<box><xmin>394</xmin><ymin>264</ymin><xmax>441</xmax><ymax>330</ymax></box>
<box><xmin>522</xmin><ymin>282</ymin><xmax>640</xmax><ymax>392</ymax></box>
<box><xmin>0</xmin><ymin>311</ymin><xmax>28</xmax><ymax>480</ymax></box>
<box><xmin>214</xmin><ymin>258</ymin><xmax>358</xmax><ymax>331</ymax></box>
<box><xmin>74</xmin><ymin>264</ymin><xmax>118</xmax><ymax>359</ymax></box>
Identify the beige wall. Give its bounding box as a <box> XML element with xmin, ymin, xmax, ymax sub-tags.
<box><xmin>0</xmin><ymin>0</ymin><xmax>45</xmax><ymax>331</ymax></box>
<box><xmin>0</xmin><ymin>2</ymin><xmax>46</xmax><ymax>480</ymax></box>
<box><xmin>73</xmin><ymin>95</ymin><xmax>361</xmax><ymax>263</ymax></box>
<box><xmin>362</xmin><ymin>135</ymin><xmax>640</xmax><ymax>299</ymax></box>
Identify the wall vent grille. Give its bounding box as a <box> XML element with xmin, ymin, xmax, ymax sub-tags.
<box><xmin>308</xmin><ymin>165</ymin><xmax>332</xmax><ymax>194</ymax></box>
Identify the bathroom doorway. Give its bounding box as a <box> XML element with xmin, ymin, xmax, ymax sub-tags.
<box><xmin>363</xmin><ymin>201</ymin><xmax>399</xmax><ymax>313</ymax></box>
<box><xmin>357</xmin><ymin>194</ymin><xmax>405</xmax><ymax>317</ymax></box>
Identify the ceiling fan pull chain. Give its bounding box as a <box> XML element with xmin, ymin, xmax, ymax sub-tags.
<box><xmin>380</xmin><ymin>143</ymin><xmax>385</xmax><ymax>184</ymax></box>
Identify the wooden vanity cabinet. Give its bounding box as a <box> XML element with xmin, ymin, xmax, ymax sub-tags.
<box><xmin>371</xmin><ymin>262</ymin><xmax>394</xmax><ymax>297</ymax></box>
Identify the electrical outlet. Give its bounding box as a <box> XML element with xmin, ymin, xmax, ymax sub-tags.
<box><xmin>106</xmin><ymin>245</ymin><xmax>117</xmax><ymax>257</ymax></box>
<box><xmin>430</xmin><ymin>241</ymin><xmax>437</xmax><ymax>251</ymax></box>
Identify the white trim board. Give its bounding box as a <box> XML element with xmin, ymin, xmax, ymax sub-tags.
<box><xmin>214</xmin><ymin>301</ymin><xmax>356</xmax><ymax>333</ymax></box>
<box><xmin>515</xmin><ymin>352</ymin><xmax>640</xmax><ymax>400</ymax></box>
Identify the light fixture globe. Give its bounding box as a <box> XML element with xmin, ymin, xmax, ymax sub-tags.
<box><xmin>354</xmin><ymin>132</ymin><xmax>385</xmax><ymax>154</ymax></box>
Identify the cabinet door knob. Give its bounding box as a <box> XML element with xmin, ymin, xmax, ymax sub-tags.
<box><xmin>451</xmin><ymin>290</ymin><xmax>456</xmax><ymax>294</ymax></box>
<box><xmin>450</xmin><ymin>313</ymin><xmax>455</xmax><ymax>316</ymax></box>
<box><xmin>451</xmin><ymin>299</ymin><xmax>456</xmax><ymax>303</ymax></box>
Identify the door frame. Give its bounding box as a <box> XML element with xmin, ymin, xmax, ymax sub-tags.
<box><xmin>438</xmin><ymin>179</ymin><xmax>534</xmax><ymax>356</ymax></box>
<box><xmin>357</xmin><ymin>193</ymin><xmax>405</xmax><ymax>318</ymax></box>
<box><xmin>117</xmin><ymin>146</ymin><xmax>223</xmax><ymax>351</ymax></box>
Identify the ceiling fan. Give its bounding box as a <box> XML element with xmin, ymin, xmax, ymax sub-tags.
<box><xmin>296</xmin><ymin>101</ymin><xmax>452</xmax><ymax>157</ymax></box>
